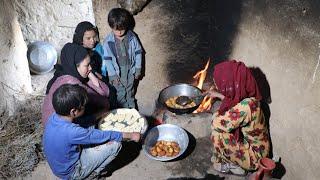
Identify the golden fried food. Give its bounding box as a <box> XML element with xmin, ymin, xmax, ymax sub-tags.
<box><xmin>149</xmin><ymin>140</ymin><xmax>181</xmax><ymax>158</ymax></box>
<box><xmin>159</xmin><ymin>150</ymin><xmax>166</xmax><ymax>156</ymax></box>
<box><xmin>173</xmin><ymin>146</ymin><xmax>180</xmax><ymax>153</ymax></box>
<box><xmin>165</xmin><ymin>96</ymin><xmax>196</xmax><ymax>109</ymax></box>
<box><xmin>171</xmin><ymin>142</ymin><xmax>179</xmax><ymax>147</ymax></box>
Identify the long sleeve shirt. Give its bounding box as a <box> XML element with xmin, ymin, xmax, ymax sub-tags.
<box><xmin>43</xmin><ymin>113</ymin><xmax>122</xmax><ymax>179</ymax></box>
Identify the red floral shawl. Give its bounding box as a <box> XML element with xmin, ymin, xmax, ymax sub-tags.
<box><xmin>213</xmin><ymin>60</ymin><xmax>262</xmax><ymax>115</ymax></box>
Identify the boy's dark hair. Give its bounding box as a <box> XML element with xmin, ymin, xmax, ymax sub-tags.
<box><xmin>108</xmin><ymin>8</ymin><xmax>130</xmax><ymax>30</ymax></box>
<box><xmin>52</xmin><ymin>84</ymin><xmax>88</xmax><ymax>116</ymax></box>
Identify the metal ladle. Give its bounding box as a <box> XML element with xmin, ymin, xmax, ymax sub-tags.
<box><xmin>175</xmin><ymin>92</ymin><xmax>209</xmax><ymax>106</ymax></box>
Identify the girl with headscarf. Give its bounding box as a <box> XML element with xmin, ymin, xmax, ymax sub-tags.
<box><xmin>207</xmin><ymin>60</ymin><xmax>270</xmax><ymax>175</ymax></box>
<box><xmin>42</xmin><ymin>43</ymin><xmax>110</xmax><ymax>126</ymax></box>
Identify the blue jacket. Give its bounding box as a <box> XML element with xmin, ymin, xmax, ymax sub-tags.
<box><xmin>43</xmin><ymin>113</ymin><xmax>122</xmax><ymax>179</ymax></box>
<box><xmin>102</xmin><ymin>30</ymin><xmax>142</xmax><ymax>81</ymax></box>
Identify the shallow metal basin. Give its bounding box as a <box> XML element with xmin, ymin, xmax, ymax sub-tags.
<box><xmin>143</xmin><ymin>124</ymin><xmax>189</xmax><ymax>161</ymax></box>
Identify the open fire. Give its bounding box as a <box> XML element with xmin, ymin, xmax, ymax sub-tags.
<box><xmin>193</xmin><ymin>59</ymin><xmax>213</xmax><ymax>113</ymax></box>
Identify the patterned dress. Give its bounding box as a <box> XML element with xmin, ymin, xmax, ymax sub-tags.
<box><xmin>211</xmin><ymin>97</ymin><xmax>270</xmax><ymax>170</ymax></box>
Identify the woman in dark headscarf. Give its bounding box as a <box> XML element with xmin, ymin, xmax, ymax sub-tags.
<box><xmin>42</xmin><ymin>43</ymin><xmax>110</xmax><ymax>126</ymax></box>
<box><xmin>208</xmin><ymin>60</ymin><xmax>270</xmax><ymax>175</ymax></box>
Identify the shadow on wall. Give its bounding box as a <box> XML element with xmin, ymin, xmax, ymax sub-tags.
<box><xmin>249</xmin><ymin>67</ymin><xmax>274</xmax><ymax>158</ymax></box>
<box><xmin>250</xmin><ymin>67</ymin><xmax>286</xmax><ymax>179</ymax></box>
<box><xmin>158</xmin><ymin>0</ymin><xmax>242</xmax><ymax>84</ymax></box>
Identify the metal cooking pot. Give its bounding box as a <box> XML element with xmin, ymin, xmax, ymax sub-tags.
<box><xmin>158</xmin><ymin>83</ymin><xmax>203</xmax><ymax>114</ymax></box>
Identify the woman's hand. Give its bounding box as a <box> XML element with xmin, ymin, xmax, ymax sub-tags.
<box><xmin>94</xmin><ymin>72</ymin><xmax>103</xmax><ymax>80</ymax></box>
<box><xmin>207</xmin><ymin>86</ymin><xmax>225</xmax><ymax>100</ymax></box>
<box><xmin>88</xmin><ymin>72</ymin><xmax>100</xmax><ymax>87</ymax></box>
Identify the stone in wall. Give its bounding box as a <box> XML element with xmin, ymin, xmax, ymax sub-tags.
<box><xmin>117</xmin><ymin>0</ymin><xmax>148</xmax><ymax>15</ymax></box>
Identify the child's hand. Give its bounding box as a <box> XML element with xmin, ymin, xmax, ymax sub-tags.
<box><xmin>122</xmin><ymin>132</ymin><xmax>141</xmax><ymax>142</ymax></box>
<box><xmin>111</xmin><ymin>78</ymin><xmax>121</xmax><ymax>86</ymax></box>
<box><xmin>130</xmin><ymin>132</ymin><xmax>141</xmax><ymax>142</ymax></box>
<box><xmin>134</xmin><ymin>74</ymin><xmax>141</xmax><ymax>80</ymax></box>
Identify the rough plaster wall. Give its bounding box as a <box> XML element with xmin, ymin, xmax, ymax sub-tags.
<box><xmin>14</xmin><ymin>0</ymin><xmax>95</xmax><ymax>54</ymax></box>
<box><xmin>0</xmin><ymin>0</ymin><xmax>32</xmax><ymax>114</ymax></box>
<box><xmin>230</xmin><ymin>0</ymin><xmax>320</xmax><ymax>179</ymax></box>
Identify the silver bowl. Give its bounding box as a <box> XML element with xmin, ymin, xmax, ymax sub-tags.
<box><xmin>143</xmin><ymin>124</ymin><xmax>189</xmax><ymax>161</ymax></box>
<box><xmin>158</xmin><ymin>83</ymin><xmax>203</xmax><ymax>114</ymax></box>
<box><xmin>27</xmin><ymin>41</ymin><xmax>57</xmax><ymax>74</ymax></box>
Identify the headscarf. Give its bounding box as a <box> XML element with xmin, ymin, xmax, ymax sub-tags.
<box><xmin>213</xmin><ymin>60</ymin><xmax>262</xmax><ymax>115</ymax></box>
<box><xmin>73</xmin><ymin>21</ymin><xmax>99</xmax><ymax>46</ymax></box>
<box><xmin>45</xmin><ymin>43</ymin><xmax>89</xmax><ymax>94</ymax></box>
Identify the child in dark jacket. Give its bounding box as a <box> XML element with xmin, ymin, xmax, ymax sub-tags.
<box><xmin>43</xmin><ymin>84</ymin><xmax>140</xmax><ymax>179</ymax></box>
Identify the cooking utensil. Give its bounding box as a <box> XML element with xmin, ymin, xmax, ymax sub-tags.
<box><xmin>175</xmin><ymin>92</ymin><xmax>209</xmax><ymax>106</ymax></box>
<box><xmin>27</xmin><ymin>41</ymin><xmax>57</xmax><ymax>74</ymax></box>
<box><xmin>143</xmin><ymin>124</ymin><xmax>189</xmax><ymax>161</ymax></box>
<box><xmin>158</xmin><ymin>83</ymin><xmax>203</xmax><ymax>114</ymax></box>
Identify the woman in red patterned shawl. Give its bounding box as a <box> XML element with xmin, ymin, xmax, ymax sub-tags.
<box><xmin>207</xmin><ymin>60</ymin><xmax>270</xmax><ymax>175</ymax></box>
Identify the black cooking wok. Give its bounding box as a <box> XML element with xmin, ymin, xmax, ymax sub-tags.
<box><xmin>158</xmin><ymin>83</ymin><xmax>204</xmax><ymax>114</ymax></box>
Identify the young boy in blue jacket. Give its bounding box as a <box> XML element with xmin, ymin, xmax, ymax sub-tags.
<box><xmin>102</xmin><ymin>8</ymin><xmax>143</xmax><ymax>109</ymax></box>
<box><xmin>43</xmin><ymin>84</ymin><xmax>140</xmax><ymax>179</ymax></box>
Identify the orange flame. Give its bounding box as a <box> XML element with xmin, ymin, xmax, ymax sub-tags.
<box><xmin>193</xmin><ymin>58</ymin><xmax>213</xmax><ymax>113</ymax></box>
<box><xmin>193</xmin><ymin>59</ymin><xmax>210</xmax><ymax>89</ymax></box>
